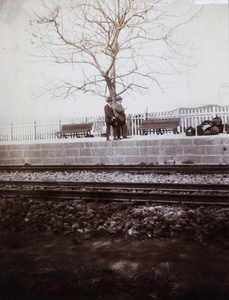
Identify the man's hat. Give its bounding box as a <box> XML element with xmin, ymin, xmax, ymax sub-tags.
<box><xmin>117</xmin><ymin>96</ymin><xmax>123</xmax><ymax>101</ymax></box>
<box><xmin>106</xmin><ymin>96</ymin><xmax>112</xmax><ymax>102</ymax></box>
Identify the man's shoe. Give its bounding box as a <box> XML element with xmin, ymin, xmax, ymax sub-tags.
<box><xmin>106</xmin><ymin>138</ymin><xmax>110</xmax><ymax>141</ymax></box>
<box><xmin>113</xmin><ymin>138</ymin><xmax>118</xmax><ymax>140</ymax></box>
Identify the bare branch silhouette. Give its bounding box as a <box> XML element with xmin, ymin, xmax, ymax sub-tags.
<box><xmin>29</xmin><ymin>0</ymin><xmax>201</xmax><ymax>102</ymax></box>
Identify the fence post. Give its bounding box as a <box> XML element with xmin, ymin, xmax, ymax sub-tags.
<box><xmin>145</xmin><ymin>107</ymin><xmax>148</xmax><ymax>120</ymax></box>
<box><xmin>33</xmin><ymin>121</ymin><xmax>36</xmax><ymax>140</ymax></box>
<box><xmin>10</xmin><ymin>123</ymin><xmax>13</xmax><ymax>141</ymax></box>
<box><xmin>58</xmin><ymin>119</ymin><xmax>61</xmax><ymax>131</ymax></box>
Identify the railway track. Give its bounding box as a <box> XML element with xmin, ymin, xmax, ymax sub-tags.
<box><xmin>0</xmin><ymin>164</ymin><xmax>229</xmax><ymax>174</ymax></box>
<box><xmin>1</xmin><ymin>181</ymin><xmax>228</xmax><ymax>206</ymax></box>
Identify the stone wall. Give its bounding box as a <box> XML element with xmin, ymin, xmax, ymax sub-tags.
<box><xmin>0</xmin><ymin>135</ymin><xmax>229</xmax><ymax>165</ymax></box>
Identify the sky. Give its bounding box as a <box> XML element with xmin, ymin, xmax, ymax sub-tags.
<box><xmin>0</xmin><ymin>0</ymin><xmax>229</xmax><ymax>122</ymax></box>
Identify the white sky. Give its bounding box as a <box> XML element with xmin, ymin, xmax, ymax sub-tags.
<box><xmin>0</xmin><ymin>0</ymin><xmax>229</xmax><ymax>122</ymax></box>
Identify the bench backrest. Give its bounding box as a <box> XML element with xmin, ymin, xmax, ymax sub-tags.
<box><xmin>61</xmin><ymin>123</ymin><xmax>93</xmax><ymax>132</ymax></box>
<box><xmin>141</xmin><ymin>118</ymin><xmax>180</xmax><ymax>128</ymax></box>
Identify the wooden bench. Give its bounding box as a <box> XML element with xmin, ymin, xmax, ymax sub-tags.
<box><xmin>138</xmin><ymin>118</ymin><xmax>180</xmax><ymax>135</ymax></box>
<box><xmin>55</xmin><ymin>123</ymin><xmax>94</xmax><ymax>139</ymax></box>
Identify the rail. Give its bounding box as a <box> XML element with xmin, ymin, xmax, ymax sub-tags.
<box><xmin>1</xmin><ymin>180</ymin><xmax>229</xmax><ymax>191</ymax></box>
<box><xmin>1</xmin><ymin>181</ymin><xmax>228</xmax><ymax>206</ymax></box>
<box><xmin>1</xmin><ymin>164</ymin><xmax>229</xmax><ymax>174</ymax></box>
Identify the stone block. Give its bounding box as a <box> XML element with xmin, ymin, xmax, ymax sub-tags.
<box><xmin>26</xmin><ymin>158</ymin><xmax>45</xmax><ymax>165</ymax></box>
<box><xmin>11</xmin><ymin>158</ymin><xmax>27</xmax><ymax>165</ymax></box>
<box><xmin>222</xmin><ymin>145</ymin><xmax>228</xmax><ymax>152</ymax></box>
<box><xmin>200</xmin><ymin>155</ymin><xmax>221</xmax><ymax>164</ymax></box>
<box><xmin>74</xmin><ymin>157</ymin><xmax>96</xmax><ymax>165</ymax></box>
<box><xmin>9</xmin><ymin>151</ymin><xmax>23</xmax><ymax>159</ymax></box>
<box><xmin>164</xmin><ymin>146</ymin><xmax>182</xmax><ymax>156</ymax></box>
<box><xmin>27</xmin><ymin>144</ymin><xmax>41</xmax><ymax>150</ymax></box>
<box><xmin>79</xmin><ymin>148</ymin><xmax>92</xmax><ymax>157</ymax></box>
<box><xmin>135</xmin><ymin>139</ymin><xmax>160</xmax><ymax>147</ymax></box>
<box><xmin>0</xmin><ymin>150</ymin><xmax>8</xmax><ymax>159</ymax></box>
<box><xmin>0</xmin><ymin>158</ymin><xmax>13</xmax><ymax>165</ymax></box>
<box><xmin>44</xmin><ymin>157</ymin><xmax>68</xmax><ymax>165</ymax></box>
<box><xmin>108</xmin><ymin>156</ymin><xmax>129</xmax><ymax>165</ymax></box>
<box><xmin>140</xmin><ymin>147</ymin><xmax>162</xmax><ymax>156</ymax></box>
<box><xmin>84</xmin><ymin>141</ymin><xmax>106</xmax><ymax>148</ymax></box>
<box><xmin>145</xmin><ymin>156</ymin><xmax>159</xmax><ymax>165</ymax></box>
<box><xmin>97</xmin><ymin>157</ymin><xmax>112</xmax><ymax>165</ymax></box>
<box><xmin>161</xmin><ymin>139</ymin><xmax>180</xmax><ymax>146</ymax></box>
<box><xmin>114</xmin><ymin>147</ymin><xmax>140</xmax><ymax>156</ymax></box>
<box><xmin>182</xmin><ymin>146</ymin><xmax>203</xmax><ymax>155</ymax></box>
<box><xmin>194</xmin><ymin>138</ymin><xmax>214</xmax><ymax>145</ymax></box>
<box><xmin>221</xmin><ymin>137</ymin><xmax>229</xmax><ymax>145</ymax></box>
<box><xmin>204</xmin><ymin>146</ymin><xmax>224</xmax><ymax>155</ymax></box>
<box><xmin>91</xmin><ymin>148</ymin><xmax>111</xmax><ymax>157</ymax></box>
<box><xmin>67</xmin><ymin>142</ymin><xmax>85</xmax><ymax>149</ymax></box>
<box><xmin>109</xmin><ymin>156</ymin><xmax>145</xmax><ymax>165</ymax></box>
<box><xmin>23</xmin><ymin>150</ymin><xmax>46</xmax><ymax>159</ymax></box>
<box><xmin>66</xmin><ymin>148</ymin><xmax>79</xmax><ymax>157</ymax></box>
<box><xmin>40</xmin><ymin>143</ymin><xmax>65</xmax><ymax>150</ymax></box>
<box><xmin>180</xmin><ymin>138</ymin><xmax>195</xmax><ymax>145</ymax></box>
<box><xmin>6</xmin><ymin>144</ymin><xmax>25</xmax><ymax>151</ymax></box>
<box><xmin>175</xmin><ymin>155</ymin><xmax>199</xmax><ymax>165</ymax></box>
<box><xmin>118</xmin><ymin>140</ymin><xmax>136</xmax><ymax>147</ymax></box>
<box><xmin>221</xmin><ymin>154</ymin><xmax>229</xmax><ymax>164</ymax></box>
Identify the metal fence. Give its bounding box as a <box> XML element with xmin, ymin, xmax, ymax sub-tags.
<box><xmin>1</xmin><ymin>105</ymin><xmax>229</xmax><ymax>142</ymax></box>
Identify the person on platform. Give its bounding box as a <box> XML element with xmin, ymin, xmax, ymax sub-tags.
<box><xmin>114</xmin><ymin>95</ymin><xmax>127</xmax><ymax>139</ymax></box>
<box><xmin>104</xmin><ymin>96</ymin><xmax>117</xmax><ymax>141</ymax></box>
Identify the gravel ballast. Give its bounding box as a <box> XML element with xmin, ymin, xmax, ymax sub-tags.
<box><xmin>1</xmin><ymin>170</ymin><xmax>229</xmax><ymax>184</ymax></box>
<box><xmin>1</xmin><ymin>198</ymin><xmax>228</xmax><ymax>246</ymax></box>
<box><xmin>0</xmin><ymin>170</ymin><xmax>228</xmax><ymax>248</ymax></box>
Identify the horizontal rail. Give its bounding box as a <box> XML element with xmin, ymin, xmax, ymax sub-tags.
<box><xmin>1</xmin><ymin>164</ymin><xmax>229</xmax><ymax>173</ymax></box>
<box><xmin>1</xmin><ymin>181</ymin><xmax>228</xmax><ymax>206</ymax></box>
<box><xmin>1</xmin><ymin>181</ymin><xmax>229</xmax><ymax>192</ymax></box>
<box><xmin>0</xmin><ymin>189</ymin><xmax>228</xmax><ymax>205</ymax></box>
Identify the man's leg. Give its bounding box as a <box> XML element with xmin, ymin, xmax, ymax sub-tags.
<box><xmin>112</xmin><ymin>122</ymin><xmax>118</xmax><ymax>140</ymax></box>
<box><xmin>116</xmin><ymin>120</ymin><xmax>121</xmax><ymax>139</ymax></box>
<box><xmin>106</xmin><ymin>123</ymin><xmax>111</xmax><ymax>140</ymax></box>
<box><xmin>122</xmin><ymin>122</ymin><xmax>127</xmax><ymax>138</ymax></box>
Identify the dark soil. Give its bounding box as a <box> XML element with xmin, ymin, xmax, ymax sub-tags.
<box><xmin>0</xmin><ymin>231</ymin><xmax>228</xmax><ymax>300</ymax></box>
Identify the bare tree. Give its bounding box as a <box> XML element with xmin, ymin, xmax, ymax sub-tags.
<box><xmin>31</xmin><ymin>0</ymin><xmax>200</xmax><ymax>102</ymax></box>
